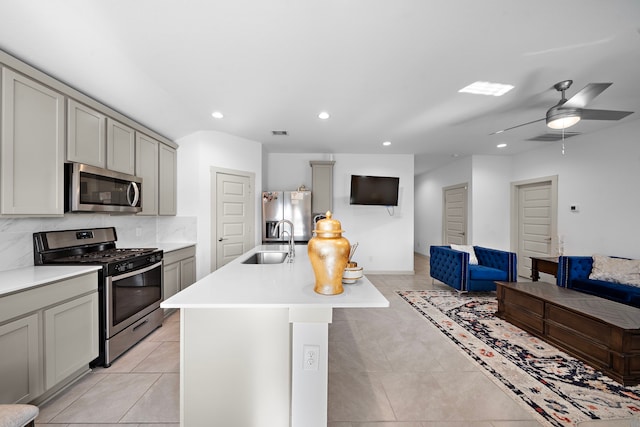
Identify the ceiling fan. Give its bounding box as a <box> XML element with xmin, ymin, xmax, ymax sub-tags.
<box><xmin>491</xmin><ymin>80</ymin><xmax>634</xmax><ymax>135</ymax></box>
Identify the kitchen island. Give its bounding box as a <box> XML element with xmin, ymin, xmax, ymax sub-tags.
<box><xmin>161</xmin><ymin>244</ymin><xmax>389</xmax><ymax>427</ymax></box>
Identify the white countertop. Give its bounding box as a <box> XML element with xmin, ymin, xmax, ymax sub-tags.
<box><xmin>162</xmin><ymin>245</ymin><xmax>389</xmax><ymax>309</ymax></box>
<box><xmin>0</xmin><ymin>265</ymin><xmax>102</xmax><ymax>297</ymax></box>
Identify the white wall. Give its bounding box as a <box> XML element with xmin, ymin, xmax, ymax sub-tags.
<box><xmin>177</xmin><ymin>130</ymin><xmax>263</xmax><ymax>278</ymax></box>
<box><xmin>415</xmin><ymin>118</ymin><xmax>640</xmax><ymax>260</ymax></box>
<box><xmin>268</xmin><ymin>152</ymin><xmax>414</xmax><ymax>273</ymax></box>
<box><xmin>470</xmin><ymin>156</ymin><xmax>511</xmax><ymax>250</ymax></box>
<box><xmin>511</xmin><ymin>119</ymin><xmax>640</xmax><ymax>259</ymax></box>
<box><xmin>414</xmin><ymin>156</ymin><xmax>472</xmax><ymax>256</ymax></box>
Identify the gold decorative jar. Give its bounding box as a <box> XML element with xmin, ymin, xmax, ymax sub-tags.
<box><xmin>308</xmin><ymin>211</ymin><xmax>350</xmax><ymax>295</ymax></box>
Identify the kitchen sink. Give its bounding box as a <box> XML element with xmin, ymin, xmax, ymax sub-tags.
<box><xmin>241</xmin><ymin>251</ymin><xmax>288</xmax><ymax>264</ymax></box>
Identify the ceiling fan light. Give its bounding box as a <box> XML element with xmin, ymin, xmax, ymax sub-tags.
<box><xmin>546</xmin><ymin>107</ymin><xmax>581</xmax><ymax>129</ymax></box>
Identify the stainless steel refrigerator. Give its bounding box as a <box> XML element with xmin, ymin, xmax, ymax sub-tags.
<box><xmin>262</xmin><ymin>191</ymin><xmax>312</xmax><ymax>243</ymax></box>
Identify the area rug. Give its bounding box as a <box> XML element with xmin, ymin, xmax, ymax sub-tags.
<box><xmin>397</xmin><ymin>290</ymin><xmax>640</xmax><ymax>427</ymax></box>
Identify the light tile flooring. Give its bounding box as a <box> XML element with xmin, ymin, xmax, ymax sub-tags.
<box><xmin>35</xmin><ymin>254</ymin><xmax>543</xmax><ymax>427</ymax></box>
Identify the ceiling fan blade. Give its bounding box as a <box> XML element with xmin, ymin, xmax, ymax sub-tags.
<box><xmin>580</xmin><ymin>108</ymin><xmax>634</xmax><ymax>121</ymax></box>
<box><xmin>563</xmin><ymin>83</ymin><xmax>612</xmax><ymax>108</ymax></box>
<box><xmin>489</xmin><ymin>117</ymin><xmax>545</xmax><ymax>135</ymax></box>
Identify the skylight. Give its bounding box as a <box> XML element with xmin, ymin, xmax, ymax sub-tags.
<box><xmin>459</xmin><ymin>81</ymin><xmax>514</xmax><ymax>97</ymax></box>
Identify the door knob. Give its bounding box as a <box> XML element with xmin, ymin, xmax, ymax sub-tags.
<box><xmin>218</xmin><ymin>237</ymin><xmax>228</xmax><ymax>242</ymax></box>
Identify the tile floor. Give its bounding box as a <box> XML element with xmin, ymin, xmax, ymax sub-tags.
<box><xmin>34</xmin><ymin>254</ymin><xmax>543</xmax><ymax>427</ymax></box>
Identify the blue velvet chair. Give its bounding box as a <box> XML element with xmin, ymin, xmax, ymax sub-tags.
<box><xmin>429</xmin><ymin>245</ymin><xmax>517</xmax><ymax>292</ymax></box>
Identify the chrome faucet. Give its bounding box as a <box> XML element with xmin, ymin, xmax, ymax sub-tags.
<box><xmin>275</xmin><ymin>219</ymin><xmax>295</xmax><ymax>260</ymax></box>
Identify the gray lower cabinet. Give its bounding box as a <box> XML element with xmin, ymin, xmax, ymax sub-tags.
<box><xmin>163</xmin><ymin>246</ymin><xmax>196</xmax><ymax>315</ymax></box>
<box><xmin>0</xmin><ymin>313</ymin><xmax>40</xmax><ymax>403</ymax></box>
<box><xmin>0</xmin><ymin>271</ymin><xmax>99</xmax><ymax>404</ymax></box>
<box><xmin>163</xmin><ymin>261</ymin><xmax>180</xmax><ymax>314</ymax></box>
<box><xmin>44</xmin><ymin>292</ymin><xmax>99</xmax><ymax>390</ymax></box>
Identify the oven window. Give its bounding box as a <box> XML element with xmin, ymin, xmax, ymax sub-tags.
<box><xmin>112</xmin><ymin>265</ymin><xmax>162</xmax><ymax>326</ymax></box>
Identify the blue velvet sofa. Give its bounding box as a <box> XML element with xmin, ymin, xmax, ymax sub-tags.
<box><xmin>429</xmin><ymin>246</ymin><xmax>517</xmax><ymax>292</ymax></box>
<box><xmin>556</xmin><ymin>256</ymin><xmax>640</xmax><ymax>309</ymax></box>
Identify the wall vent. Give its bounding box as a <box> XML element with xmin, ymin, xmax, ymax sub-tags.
<box><xmin>527</xmin><ymin>132</ymin><xmax>580</xmax><ymax>142</ymax></box>
<box><xmin>272</xmin><ymin>130</ymin><xmax>288</xmax><ymax>136</ymax></box>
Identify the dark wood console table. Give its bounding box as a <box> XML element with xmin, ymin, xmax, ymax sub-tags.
<box><xmin>496</xmin><ymin>281</ymin><xmax>640</xmax><ymax>386</ymax></box>
<box><xmin>530</xmin><ymin>256</ymin><xmax>558</xmax><ymax>281</ymax></box>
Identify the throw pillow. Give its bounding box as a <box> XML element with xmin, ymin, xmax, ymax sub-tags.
<box><xmin>589</xmin><ymin>254</ymin><xmax>640</xmax><ymax>286</ymax></box>
<box><xmin>450</xmin><ymin>244</ymin><xmax>479</xmax><ymax>265</ymax></box>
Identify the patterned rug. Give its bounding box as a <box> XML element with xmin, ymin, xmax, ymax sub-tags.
<box><xmin>397</xmin><ymin>290</ymin><xmax>640</xmax><ymax>427</ymax></box>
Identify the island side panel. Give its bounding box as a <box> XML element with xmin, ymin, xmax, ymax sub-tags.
<box><xmin>181</xmin><ymin>307</ymin><xmax>291</xmax><ymax>427</ymax></box>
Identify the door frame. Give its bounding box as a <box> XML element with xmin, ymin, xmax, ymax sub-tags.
<box><xmin>442</xmin><ymin>183</ymin><xmax>469</xmax><ymax>245</ymax></box>
<box><xmin>509</xmin><ymin>174</ymin><xmax>559</xmax><ymax>259</ymax></box>
<box><xmin>210</xmin><ymin>166</ymin><xmax>256</xmax><ymax>272</ymax></box>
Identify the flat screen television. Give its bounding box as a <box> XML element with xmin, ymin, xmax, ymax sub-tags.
<box><xmin>349</xmin><ymin>175</ymin><xmax>399</xmax><ymax>206</ymax></box>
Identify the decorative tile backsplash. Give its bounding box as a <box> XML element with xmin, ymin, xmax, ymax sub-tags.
<box><xmin>0</xmin><ymin>215</ymin><xmax>197</xmax><ymax>272</ymax></box>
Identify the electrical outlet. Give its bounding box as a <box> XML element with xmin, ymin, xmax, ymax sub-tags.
<box><xmin>303</xmin><ymin>345</ymin><xmax>319</xmax><ymax>371</ymax></box>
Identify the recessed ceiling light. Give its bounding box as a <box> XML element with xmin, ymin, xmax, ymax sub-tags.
<box><xmin>382</xmin><ymin>141</ymin><xmax>391</xmax><ymax>146</ymax></box>
<box><xmin>497</xmin><ymin>143</ymin><xmax>508</xmax><ymax>148</ymax></box>
<box><xmin>459</xmin><ymin>81</ymin><xmax>514</xmax><ymax>97</ymax></box>
<box><xmin>211</xmin><ymin>111</ymin><xmax>224</xmax><ymax>119</ymax></box>
<box><xmin>318</xmin><ymin>112</ymin><xmax>330</xmax><ymax>120</ymax></box>
<box><xmin>272</xmin><ymin>130</ymin><xmax>288</xmax><ymax>136</ymax></box>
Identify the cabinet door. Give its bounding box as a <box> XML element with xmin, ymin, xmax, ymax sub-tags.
<box><xmin>0</xmin><ymin>313</ymin><xmax>41</xmax><ymax>403</ymax></box>
<box><xmin>163</xmin><ymin>261</ymin><xmax>180</xmax><ymax>314</ymax></box>
<box><xmin>180</xmin><ymin>257</ymin><xmax>196</xmax><ymax>290</ymax></box>
<box><xmin>67</xmin><ymin>99</ymin><xmax>106</xmax><ymax>168</ymax></box>
<box><xmin>135</xmin><ymin>133</ymin><xmax>159</xmax><ymax>215</ymax></box>
<box><xmin>159</xmin><ymin>144</ymin><xmax>177</xmax><ymax>216</ymax></box>
<box><xmin>1</xmin><ymin>68</ymin><xmax>65</xmax><ymax>215</ymax></box>
<box><xmin>44</xmin><ymin>293</ymin><xmax>99</xmax><ymax>390</ymax></box>
<box><xmin>106</xmin><ymin>118</ymin><xmax>135</xmax><ymax>175</ymax></box>
<box><xmin>310</xmin><ymin>161</ymin><xmax>335</xmax><ymax>214</ymax></box>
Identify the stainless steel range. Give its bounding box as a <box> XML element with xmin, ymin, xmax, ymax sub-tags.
<box><xmin>33</xmin><ymin>227</ymin><xmax>163</xmax><ymax>367</ymax></box>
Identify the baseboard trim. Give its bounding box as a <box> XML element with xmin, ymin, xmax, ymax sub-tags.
<box><xmin>364</xmin><ymin>270</ymin><xmax>415</xmax><ymax>275</ymax></box>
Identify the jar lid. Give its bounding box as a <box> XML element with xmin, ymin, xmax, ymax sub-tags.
<box><xmin>314</xmin><ymin>211</ymin><xmax>344</xmax><ymax>235</ymax></box>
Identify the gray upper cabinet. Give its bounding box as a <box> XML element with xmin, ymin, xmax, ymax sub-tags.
<box><xmin>159</xmin><ymin>143</ymin><xmax>177</xmax><ymax>215</ymax></box>
<box><xmin>135</xmin><ymin>133</ymin><xmax>159</xmax><ymax>215</ymax></box>
<box><xmin>106</xmin><ymin>118</ymin><xmax>136</xmax><ymax>175</ymax></box>
<box><xmin>67</xmin><ymin>99</ymin><xmax>106</xmax><ymax>168</ymax></box>
<box><xmin>1</xmin><ymin>68</ymin><xmax>65</xmax><ymax>216</ymax></box>
<box><xmin>1</xmin><ymin>50</ymin><xmax>177</xmax><ymax>217</ymax></box>
<box><xmin>310</xmin><ymin>160</ymin><xmax>335</xmax><ymax>215</ymax></box>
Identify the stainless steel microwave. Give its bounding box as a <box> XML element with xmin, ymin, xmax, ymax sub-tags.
<box><xmin>65</xmin><ymin>163</ymin><xmax>142</xmax><ymax>213</ymax></box>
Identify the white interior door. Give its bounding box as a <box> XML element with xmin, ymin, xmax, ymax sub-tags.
<box><xmin>213</xmin><ymin>170</ymin><xmax>254</xmax><ymax>270</ymax></box>
<box><xmin>442</xmin><ymin>184</ymin><xmax>468</xmax><ymax>245</ymax></box>
<box><xmin>514</xmin><ymin>179</ymin><xmax>556</xmax><ymax>279</ymax></box>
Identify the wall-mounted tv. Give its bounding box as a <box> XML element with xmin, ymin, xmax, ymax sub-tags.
<box><xmin>349</xmin><ymin>175</ymin><xmax>399</xmax><ymax>206</ymax></box>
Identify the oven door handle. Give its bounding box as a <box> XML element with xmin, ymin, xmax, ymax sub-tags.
<box><xmin>127</xmin><ymin>182</ymin><xmax>140</xmax><ymax>207</ymax></box>
<box><xmin>111</xmin><ymin>260</ymin><xmax>163</xmax><ymax>281</ymax></box>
